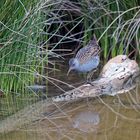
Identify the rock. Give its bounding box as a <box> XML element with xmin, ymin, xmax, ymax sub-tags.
<box><xmin>100</xmin><ymin>55</ymin><xmax>139</xmax><ymax>78</ymax></box>
<box><xmin>100</xmin><ymin>55</ymin><xmax>128</xmax><ymax>77</ymax></box>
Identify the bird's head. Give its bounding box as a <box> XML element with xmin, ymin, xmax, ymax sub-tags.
<box><xmin>67</xmin><ymin>58</ymin><xmax>79</xmax><ymax>76</ymax></box>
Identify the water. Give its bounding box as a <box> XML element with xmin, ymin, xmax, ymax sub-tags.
<box><xmin>0</xmin><ymin>62</ymin><xmax>140</xmax><ymax>140</ymax></box>
<box><xmin>73</xmin><ymin>110</ymin><xmax>100</xmax><ymax>132</ymax></box>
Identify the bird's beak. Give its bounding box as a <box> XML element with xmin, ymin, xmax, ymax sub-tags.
<box><xmin>67</xmin><ymin>67</ymin><xmax>72</xmax><ymax>76</ymax></box>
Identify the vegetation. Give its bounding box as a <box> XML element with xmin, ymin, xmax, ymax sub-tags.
<box><xmin>0</xmin><ymin>0</ymin><xmax>140</xmax><ymax>113</ymax></box>
<box><xmin>0</xmin><ymin>0</ymin><xmax>48</xmax><ymax>96</ymax></box>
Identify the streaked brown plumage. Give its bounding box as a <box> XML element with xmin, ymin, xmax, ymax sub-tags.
<box><xmin>67</xmin><ymin>35</ymin><xmax>101</xmax><ymax>81</ymax></box>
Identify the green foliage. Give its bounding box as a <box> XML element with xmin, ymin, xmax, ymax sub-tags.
<box><xmin>0</xmin><ymin>0</ymin><xmax>47</xmax><ymax>95</ymax></box>
<box><xmin>78</xmin><ymin>0</ymin><xmax>140</xmax><ymax>59</ymax></box>
<box><xmin>0</xmin><ymin>0</ymin><xmax>140</xmax><ymax>96</ymax></box>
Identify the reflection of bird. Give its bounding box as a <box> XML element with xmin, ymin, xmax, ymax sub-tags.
<box><xmin>67</xmin><ymin>35</ymin><xmax>101</xmax><ymax>82</ymax></box>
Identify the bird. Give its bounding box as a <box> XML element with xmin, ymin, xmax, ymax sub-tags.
<box><xmin>67</xmin><ymin>35</ymin><xmax>101</xmax><ymax>82</ymax></box>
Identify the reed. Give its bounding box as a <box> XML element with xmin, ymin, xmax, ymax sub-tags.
<box><xmin>0</xmin><ymin>0</ymin><xmax>52</xmax><ymax>96</ymax></box>
<box><xmin>77</xmin><ymin>0</ymin><xmax>139</xmax><ymax>59</ymax></box>
<box><xmin>48</xmin><ymin>0</ymin><xmax>139</xmax><ymax>59</ymax></box>
<box><xmin>0</xmin><ymin>0</ymin><xmax>139</xmax><ymax>98</ymax></box>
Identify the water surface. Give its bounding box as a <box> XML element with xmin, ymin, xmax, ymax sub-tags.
<box><xmin>0</xmin><ymin>63</ymin><xmax>140</xmax><ymax>140</ymax></box>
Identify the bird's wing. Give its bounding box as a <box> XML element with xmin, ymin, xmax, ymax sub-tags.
<box><xmin>76</xmin><ymin>44</ymin><xmax>100</xmax><ymax>65</ymax></box>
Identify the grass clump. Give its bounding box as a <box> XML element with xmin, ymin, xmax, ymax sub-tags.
<box><xmin>0</xmin><ymin>0</ymin><xmax>48</xmax><ymax>95</ymax></box>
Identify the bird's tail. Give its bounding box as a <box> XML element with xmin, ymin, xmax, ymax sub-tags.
<box><xmin>89</xmin><ymin>34</ymin><xmax>101</xmax><ymax>55</ymax></box>
<box><xmin>89</xmin><ymin>34</ymin><xmax>98</xmax><ymax>46</ymax></box>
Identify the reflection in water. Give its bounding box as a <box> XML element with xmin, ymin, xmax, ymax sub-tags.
<box><xmin>1</xmin><ymin>94</ymin><xmax>140</xmax><ymax>140</ymax></box>
<box><xmin>73</xmin><ymin>111</ymin><xmax>100</xmax><ymax>132</ymax></box>
<box><xmin>0</xmin><ymin>63</ymin><xmax>140</xmax><ymax>140</ymax></box>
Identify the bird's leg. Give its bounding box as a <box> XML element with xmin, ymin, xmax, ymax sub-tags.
<box><xmin>86</xmin><ymin>69</ymin><xmax>98</xmax><ymax>86</ymax></box>
<box><xmin>86</xmin><ymin>72</ymin><xmax>92</xmax><ymax>83</ymax></box>
<box><xmin>86</xmin><ymin>72</ymin><xmax>94</xmax><ymax>86</ymax></box>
